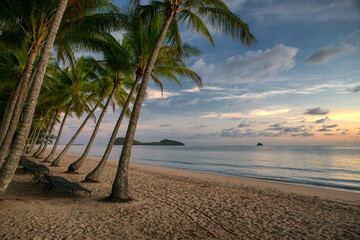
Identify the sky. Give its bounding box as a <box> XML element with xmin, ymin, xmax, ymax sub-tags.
<box><xmin>58</xmin><ymin>0</ymin><xmax>360</xmax><ymax>146</ymax></box>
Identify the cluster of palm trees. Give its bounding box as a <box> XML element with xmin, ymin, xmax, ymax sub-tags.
<box><xmin>0</xmin><ymin>0</ymin><xmax>255</xmax><ymax>201</ymax></box>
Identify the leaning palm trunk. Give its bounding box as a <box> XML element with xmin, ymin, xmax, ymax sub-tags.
<box><xmin>49</xmin><ymin>100</ymin><xmax>103</xmax><ymax>165</ymax></box>
<box><xmin>67</xmin><ymin>84</ymin><xmax>117</xmax><ymax>172</ymax></box>
<box><xmin>43</xmin><ymin>99</ymin><xmax>73</xmax><ymax>163</ymax></box>
<box><xmin>0</xmin><ymin>45</ymin><xmax>40</xmax><ymax>164</ymax></box>
<box><xmin>27</xmin><ymin>109</ymin><xmax>50</xmax><ymax>153</ymax></box>
<box><xmin>0</xmin><ymin>79</ymin><xmax>22</xmax><ymax>146</ymax></box>
<box><xmin>85</xmin><ymin>75</ymin><xmax>140</xmax><ymax>182</ymax></box>
<box><xmin>108</xmin><ymin>12</ymin><xmax>175</xmax><ymax>202</ymax></box>
<box><xmin>35</xmin><ymin>110</ymin><xmax>58</xmax><ymax>158</ymax></box>
<box><xmin>33</xmin><ymin>111</ymin><xmax>56</xmax><ymax>156</ymax></box>
<box><xmin>0</xmin><ymin>0</ymin><xmax>68</xmax><ymax>195</ymax></box>
<box><xmin>24</xmin><ymin>116</ymin><xmax>40</xmax><ymax>151</ymax></box>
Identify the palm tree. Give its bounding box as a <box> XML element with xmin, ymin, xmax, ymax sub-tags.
<box><xmin>0</xmin><ymin>48</ymin><xmax>28</xmax><ymax>150</ymax></box>
<box><xmin>108</xmin><ymin>0</ymin><xmax>256</xmax><ymax>202</ymax></box>
<box><xmin>0</xmin><ymin>0</ymin><xmax>69</xmax><ymax>195</ymax></box>
<box><xmin>32</xmin><ymin>110</ymin><xmax>56</xmax><ymax>157</ymax></box>
<box><xmin>27</xmin><ymin>109</ymin><xmax>49</xmax><ymax>153</ymax></box>
<box><xmin>35</xmin><ymin>110</ymin><xmax>59</xmax><ymax>158</ymax></box>
<box><xmin>84</xmin><ymin>17</ymin><xmax>201</xmax><ymax>183</ymax></box>
<box><xmin>67</xmin><ymin>65</ymin><xmax>131</xmax><ymax>173</ymax></box>
<box><xmin>40</xmin><ymin>58</ymin><xmax>96</xmax><ymax>164</ymax></box>
<box><xmin>0</xmin><ymin>0</ymin><xmax>124</xmax><ymax>163</ymax></box>
<box><xmin>0</xmin><ymin>0</ymin><xmax>58</xmax><ymax>157</ymax></box>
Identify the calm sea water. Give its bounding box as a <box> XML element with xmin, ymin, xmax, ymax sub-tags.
<box><xmin>57</xmin><ymin>144</ymin><xmax>360</xmax><ymax>192</ymax></box>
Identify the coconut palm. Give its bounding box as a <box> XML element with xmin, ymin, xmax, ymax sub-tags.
<box><xmin>0</xmin><ymin>0</ymin><xmax>58</xmax><ymax>156</ymax></box>
<box><xmin>107</xmin><ymin>0</ymin><xmax>256</xmax><ymax>202</ymax></box>
<box><xmin>0</xmin><ymin>0</ymin><xmax>69</xmax><ymax>195</ymax></box>
<box><xmin>0</xmin><ymin>0</ymin><xmax>124</xmax><ymax>164</ymax></box>
<box><xmin>67</xmin><ymin>60</ymin><xmax>132</xmax><ymax>173</ymax></box>
<box><xmin>0</xmin><ymin>47</ymin><xmax>27</xmax><ymax>144</ymax></box>
<box><xmin>26</xmin><ymin>109</ymin><xmax>49</xmax><ymax>153</ymax></box>
<box><xmin>84</xmin><ymin>16</ymin><xmax>201</xmax><ymax>183</ymax></box>
<box><xmin>38</xmin><ymin>58</ymin><xmax>96</xmax><ymax>164</ymax></box>
<box><xmin>35</xmin><ymin>110</ymin><xmax>59</xmax><ymax>158</ymax></box>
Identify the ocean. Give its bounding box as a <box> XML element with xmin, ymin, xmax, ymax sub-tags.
<box><xmin>57</xmin><ymin>144</ymin><xmax>360</xmax><ymax>192</ymax></box>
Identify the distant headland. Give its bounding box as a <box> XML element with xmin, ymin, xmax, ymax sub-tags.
<box><xmin>114</xmin><ymin>138</ymin><xmax>185</xmax><ymax>146</ymax></box>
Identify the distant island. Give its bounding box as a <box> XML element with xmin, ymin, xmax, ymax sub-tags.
<box><xmin>114</xmin><ymin>138</ymin><xmax>185</xmax><ymax>146</ymax></box>
<box><xmin>257</xmin><ymin>143</ymin><xmax>263</xmax><ymax>146</ymax></box>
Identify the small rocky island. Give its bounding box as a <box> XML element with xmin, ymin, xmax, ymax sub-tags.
<box><xmin>257</xmin><ymin>142</ymin><xmax>263</xmax><ymax>146</ymax></box>
<box><xmin>114</xmin><ymin>138</ymin><xmax>185</xmax><ymax>146</ymax></box>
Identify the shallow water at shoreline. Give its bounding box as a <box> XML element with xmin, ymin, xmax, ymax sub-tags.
<box><xmin>56</xmin><ymin>144</ymin><xmax>360</xmax><ymax>192</ymax></box>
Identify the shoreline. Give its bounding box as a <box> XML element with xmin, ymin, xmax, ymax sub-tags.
<box><xmin>129</xmin><ymin>162</ymin><xmax>360</xmax><ymax>204</ymax></box>
<box><xmin>1</xmin><ymin>150</ymin><xmax>359</xmax><ymax>239</ymax></box>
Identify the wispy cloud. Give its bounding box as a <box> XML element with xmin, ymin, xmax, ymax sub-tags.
<box><xmin>305</xmin><ymin>45</ymin><xmax>356</xmax><ymax>65</ymax></box>
<box><xmin>347</xmin><ymin>85</ymin><xmax>360</xmax><ymax>93</ymax></box>
<box><xmin>201</xmin><ymin>108</ymin><xmax>290</xmax><ymax>118</ymax></box>
<box><xmin>182</xmin><ymin>86</ymin><xmax>223</xmax><ymax>93</ymax></box>
<box><xmin>147</xmin><ymin>89</ymin><xmax>180</xmax><ymax>99</ymax></box>
<box><xmin>249</xmin><ymin>0</ymin><xmax>360</xmax><ymax>22</ymax></box>
<box><xmin>191</xmin><ymin>44</ymin><xmax>298</xmax><ymax>83</ymax></box>
<box><xmin>315</xmin><ymin>116</ymin><xmax>330</xmax><ymax>124</ymax></box>
<box><xmin>304</xmin><ymin>107</ymin><xmax>329</xmax><ymax>115</ymax></box>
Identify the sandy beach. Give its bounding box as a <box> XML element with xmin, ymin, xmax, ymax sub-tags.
<box><xmin>1</xmin><ymin>150</ymin><xmax>359</xmax><ymax>239</ymax></box>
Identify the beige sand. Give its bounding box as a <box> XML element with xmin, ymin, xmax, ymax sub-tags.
<box><xmin>1</xmin><ymin>150</ymin><xmax>359</xmax><ymax>239</ymax></box>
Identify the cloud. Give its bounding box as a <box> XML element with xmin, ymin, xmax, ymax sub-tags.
<box><xmin>249</xmin><ymin>0</ymin><xmax>360</xmax><ymax>22</ymax></box>
<box><xmin>317</xmin><ymin>124</ymin><xmax>338</xmax><ymax>132</ymax></box>
<box><xmin>179</xmin><ymin>98</ymin><xmax>199</xmax><ymax>107</ymax></box>
<box><xmin>248</xmin><ymin>108</ymin><xmax>290</xmax><ymax>116</ymax></box>
<box><xmin>192</xmin><ymin>44</ymin><xmax>298</xmax><ymax>83</ymax></box>
<box><xmin>347</xmin><ymin>85</ymin><xmax>360</xmax><ymax>93</ymax></box>
<box><xmin>304</xmin><ymin>107</ymin><xmax>329</xmax><ymax>115</ymax></box>
<box><xmin>305</xmin><ymin>45</ymin><xmax>356</xmax><ymax>65</ymax></box>
<box><xmin>147</xmin><ymin>89</ymin><xmax>180</xmax><ymax>99</ymax></box>
<box><xmin>219</xmin><ymin>125</ymin><xmax>313</xmax><ymax>138</ymax></box>
<box><xmin>201</xmin><ymin>108</ymin><xmax>290</xmax><ymax>118</ymax></box>
<box><xmin>315</xmin><ymin>116</ymin><xmax>330</xmax><ymax>123</ymax></box>
<box><xmin>222</xmin><ymin>0</ymin><xmax>247</xmax><ymax>11</ymax></box>
<box><xmin>182</xmin><ymin>86</ymin><xmax>223</xmax><ymax>93</ymax></box>
<box><xmin>323</xmin><ymin>124</ymin><xmax>338</xmax><ymax>128</ymax></box>
<box><xmin>238</xmin><ymin>122</ymin><xmax>253</xmax><ymax>128</ymax></box>
<box><xmin>291</xmin><ymin>132</ymin><xmax>314</xmax><ymax>137</ymax></box>
<box><xmin>214</xmin><ymin>82</ymin><xmax>342</xmax><ymax>101</ymax></box>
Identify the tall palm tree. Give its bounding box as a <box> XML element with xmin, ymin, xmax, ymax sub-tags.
<box><xmin>108</xmin><ymin>0</ymin><xmax>256</xmax><ymax>202</ymax></box>
<box><xmin>0</xmin><ymin>0</ymin><xmax>57</xmax><ymax>155</ymax></box>
<box><xmin>32</xmin><ymin>110</ymin><xmax>56</xmax><ymax>157</ymax></box>
<box><xmin>39</xmin><ymin>58</ymin><xmax>96</xmax><ymax>164</ymax></box>
<box><xmin>35</xmin><ymin>110</ymin><xmax>59</xmax><ymax>158</ymax></box>
<box><xmin>84</xmin><ymin>16</ymin><xmax>201</xmax><ymax>183</ymax></box>
<box><xmin>27</xmin><ymin>109</ymin><xmax>49</xmax><ymax>153</ymax></box>
<box><xmin>0</xmin><ymin>0</ymin><xmax>69</xmax><ymax>195</ymax></box>
<box><xmin>0</xmin><ymin>0</ymin><xmax>124</xmax><ymax>163</ymax></box>
<box><xmin>67</xmin><ymin>66</ymin><xmax>131</xmax><ymax>173</ymax></box>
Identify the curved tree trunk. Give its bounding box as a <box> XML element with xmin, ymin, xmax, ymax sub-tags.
<box><xmin>49</xmin><ymin>99</ymin><xmax>102</xmax><ymax>165</ymax></box>
<box><xmin>0</xmin><ymin>79</ymin><xmax>22</xmax><ymax>146</ymax></box>
<box><xmin>108</xmin><ymin>11</ymin><xmax>175</xmax><ymax>202</ymax></box>
<box><xmin>67</xmin><ymin>84</ymin><xmax>117</xmax><ymax>172</ymax></box>
<box><xmin>27</xmin><ymin>109</ymin><xmax>50</xmax><ymax>153</ymax></box>
<box><xmin>85</xmin><ymin>75</ymin><xmax>141</xmax><ymax>182</ymax></box>
<box><xmin>35</xmin><ymin>110</ymin><xmax>58</xmax><ymax>158</ymax></box>
<box><xmin>0</xmin><ymin>44</ymin><xmax>40</xmax><ymax>165</ymax></box>
<box><xmin>0</xmin><ymin>0</ymin><xmax>68</xmax><ymax>196</ymax></box>
<box><xmin>43</xmin><ymin>99</ymin><xmax>73</xmax><ymax>163</ymax></box>
<box><xmin>33</xmin><ymin>111</ymin><xmax>55</xmax><ymax>157</ymax></box>
<box><xmin>24</xmin><ymin>114</ymin><xmax>41</xmax><ymax>152</ymax></box>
